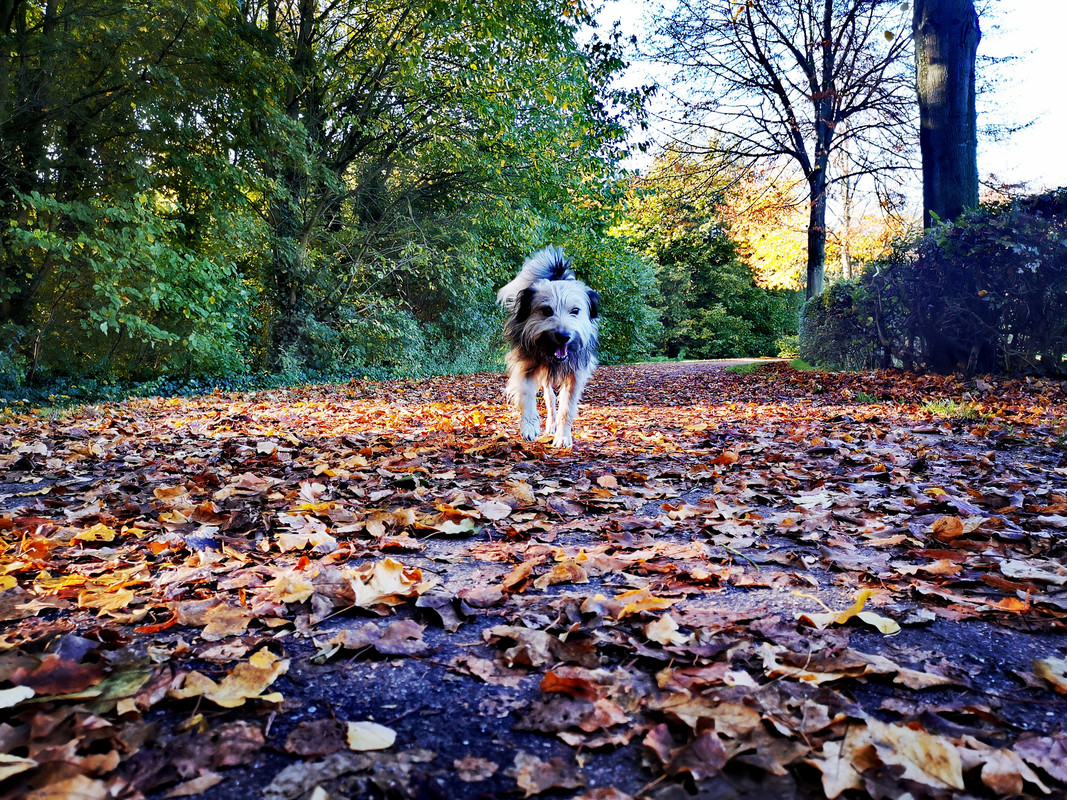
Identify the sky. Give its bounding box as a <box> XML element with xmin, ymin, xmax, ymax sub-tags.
<box><xmin>599</xmin><ymin>0</ymin><xmax>1067</xmax><ymax>193</ymax></box>
<box><xmin>977</xmin><ymin>2</ymin><xmax>1067</xmax><ymax>190</ymax></box>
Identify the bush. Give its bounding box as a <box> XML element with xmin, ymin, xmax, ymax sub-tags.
<box><xmin>799</xmin><ymin>280</ymin><xmax>884</xmax><ymax>371</ymax></box>
<box><xmin>800</xmin><ymin>188</ymin><xmax>1067</xmax><ymax>376</ymax></box>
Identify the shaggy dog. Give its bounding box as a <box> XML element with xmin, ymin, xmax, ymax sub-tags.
<box><xmin>497</xmin><ymin>247</ymin><xmax>600</xmax><ymax>447</ymax></box>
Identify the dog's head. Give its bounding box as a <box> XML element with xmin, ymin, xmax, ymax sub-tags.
<box><xmin>509</xmin><ymin>278</ymin><xmax>600</xmax><ymax>363</ymax></box>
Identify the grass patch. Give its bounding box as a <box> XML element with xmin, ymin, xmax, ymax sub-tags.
<box><xmin>921</xmin><ymin>398</ymin><xmax>986</xmax><ymax>420</ymax></box>
<box><xmin>725</xmin><ymin>363</ymin><xmax>763</xmax><ymax>375</ymax></box>
<box><xmin>789</xmin><ymin>358</ymin><xmax>816</xmax><ymax>371</ymax></box>
<box><xmin>855</xmin><ymin>391</ymin><xmax>879</xmax><ymax>404</ymax></box>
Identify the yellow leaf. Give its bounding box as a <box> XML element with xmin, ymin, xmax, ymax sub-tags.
<box><xmin>169</xmin><ymin>647</ymin><xmax>288</xmax><ymax>708</ymax></box>
<box><xmin>73</xmin><ymin>523</ymin><xmax>117</xmax><ymax>542</ymax></box>
<box><xmin>855</xmin><ymin>610</ymin><xmax>902</xmax><ymax>635</ymax></box>
<box><xmin>77</xmin><ymin>587</ymin><xmax>135</xmax><ymax>615</ymax></box>
<box><xmin>264</xmin><ymin>569</ymin><xmax>315</xmax><ymax>604</ymax></box>
<box><xmin>617</xmin><ymin>588</ymin><xmax>676</xmax><ymax>618</ymax></box>
<box><xmin>346</xmin><ymin>721</ymin><xmax>396</xmax><ymax>751</ymax></box>
<box><xmin>797</xmin><ymin>589</ymin><xmax>899</xmax><ymax>634</ymax></box>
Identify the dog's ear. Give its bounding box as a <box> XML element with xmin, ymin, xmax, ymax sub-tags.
<box><xmin>515</xmin><ymin>287</ymin><xmax>537</xmax><ymax>322</ymax></box>
<box><xmin>586</xmin><ymin>289</ymin><xmax>601</xmax><ymax>319</ymax></box>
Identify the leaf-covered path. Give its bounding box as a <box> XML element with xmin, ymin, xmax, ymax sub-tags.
<box><xmin>2</xmin><ymin>362</ymin><xmax>1066</xmax><ymax>799</ymax></box>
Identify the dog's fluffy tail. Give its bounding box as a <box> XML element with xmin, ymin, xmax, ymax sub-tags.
<box><xmin>496</xmin><ymin>246</ymin><xmax>574</xmax><ymax>309</ymax></box>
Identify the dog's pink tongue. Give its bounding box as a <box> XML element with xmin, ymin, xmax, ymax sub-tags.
<box><xmin>555</xmin><ymin>343</ymin><xmax>569</xmax><ymax>359</ymax></box>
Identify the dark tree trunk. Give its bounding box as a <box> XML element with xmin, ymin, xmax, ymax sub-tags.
<box><xmin>806</xmin><ymin>181</ymin><xmax>828</xmax><ymax>300</ymax></box>
<box><xmin>914</xmin><ymin>0</ymin><xmax>980</xmax><ymax>229</ymax></box>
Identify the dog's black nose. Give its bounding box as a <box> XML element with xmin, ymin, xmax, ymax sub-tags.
<box><xmin>550</xmin><ymin>330</ymin><xmax>573</xmax><ymax>346</ymax></box>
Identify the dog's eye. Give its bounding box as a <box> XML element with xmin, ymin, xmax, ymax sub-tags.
<box><xmin>540</xmin><ymin>306</ymin><xmax>553</xmax><ymax>316</ymax></box>
<box><xmin>570</xmin><ymin>307</ymin><xmax>580</xmax><ymax>316</ymax></box>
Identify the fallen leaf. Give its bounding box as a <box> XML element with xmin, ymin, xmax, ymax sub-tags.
<box><xmin>0</xmin><ymin>754</ymin><xmax>37</xmax><ymax>781</ymax></box>
<box><xmin>508</xmin><ymin>751</ymin><xmax>585</xmax><ymax>797</ymax></box>
<box><xmin>346</xmin><ymin>721</ymin><xmax>396</xmax><ymax>751</ymax></box>
<box><xmin>454</xmin><ymin>755</ymin><xmax>499</xmax><ymax>782</ymax></box>
<box><xmin>1033</xmin><ymin>657</ymin><xmax>1067</xmax><ymax>693</ymax></box>
<box><xmin>169</xmin><ymin>647</ymin><xmax>288</xmax><ymax>708</ymax></box>
<box><xmin>866</xmin><ymin>717</ymin><xmax>965</xmax><ymax>791</ymax></box>
<box><xmin>644</xmin><ymin>613</ymin><xmax>690</xmax><ymax>646</ymax></box>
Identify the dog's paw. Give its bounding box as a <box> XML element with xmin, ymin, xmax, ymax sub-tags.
<box><xmin>551</xmin><ymin>431</ymin><xmax>573</xmax><ymax>448</ymax></box>
<box><xmin>520</xmin><ymin>419</ymin><xmax>541</xmax><ymax>441</ymax></box>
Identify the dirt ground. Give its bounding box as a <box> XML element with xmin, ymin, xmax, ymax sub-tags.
<box><xmin>1</xmin><ymin>361</ymin><xmax>1066</xmax><ymax>800</ymax></box>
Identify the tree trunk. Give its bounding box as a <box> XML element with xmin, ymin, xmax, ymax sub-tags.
<box><xmin>806</xmin><ymin>170</ymin><xmax>828</xmax><ymax>300</ymax></box>
<box><xmin>914</xmin><ymin>0</ymin><xmax>980</xmax><ymax>228</ymax></box>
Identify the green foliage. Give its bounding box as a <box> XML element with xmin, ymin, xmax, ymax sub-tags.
<box><xmin>0</xmin><ymin>0</ymin><xmax>656</xmax><ymax>387</ymax></box>
<box><xmin>789</xmin><ymin>358</ymin><xmax>816</xmax><ymax>371</ymax></box>
<box><xmin>800</xmin><ymin>189</ymin><xmax>1067</xmax><ymax>376</ymax></box>
<box><xmin>6</xmin><ymin>192</ymin><xmax>254</xmax><ymax>381</ymax></box>
<box><xmin>798</xmin><ymin>279</ymin><xmax>884</xmax><ymax>372</ymax></box>
<box><xmin>725</xmin><ymin>363</ymin><xmax>762</xmax><ymax>375</ymax></box>
<box><xmin>921</xmin><ymin>398</ymin><xmax>986</xmax><ymax>420</ymax></box>
<box><xmin>618</xmin><ymin>154</ymin><xmax>800</xmax><ymax>360</ymax></box>
<box><xmin>776</xmin><ymin>334</ymin><xmax>800</xmax><ymax>358</ymax></box>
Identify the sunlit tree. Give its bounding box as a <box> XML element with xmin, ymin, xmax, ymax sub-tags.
<box><xmin>651</xmin><ymin>0</ymin><xmax>915</xmax><ymax>299</ymax></box>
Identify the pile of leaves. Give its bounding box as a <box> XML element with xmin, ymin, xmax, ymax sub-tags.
<box><xmin>1</xmin><ymin>361</ymin><xmax>1066</xmax><ymax>799</ymax></box>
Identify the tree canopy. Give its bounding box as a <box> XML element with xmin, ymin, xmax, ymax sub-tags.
<box><xmin>0</xmin><ymin>0</ymin><xmax>655</xmax><ymax>386</ymax></box>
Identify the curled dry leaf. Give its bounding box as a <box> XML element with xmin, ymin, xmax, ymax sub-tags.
<box><xmin>644</xmin><ymin>613</ymin><xmax>690</xmax><ymax>646</ymax></box>
<box><xmin>796</xmin><ymin>589</ymin><xmax>900</xmax><ymax>634</ymax></box>
<box><xmin>931</xmin><ymin>515</ymin><xmax>965</xmax><ymax>540</ymax></box>
<box><xmin>1015</xmin><ymin>734</ymin><xmax>1067</xmax><ymax>783</ymax></box>
<box><xmin>343</xmin><ymin>557</ymin><xmax>428</xmax><ymax>609</ymax></box>
<box><xmin>866</xmin><ymin>717</ymin><xmax>965</xmax><ymax>791</ymax></box>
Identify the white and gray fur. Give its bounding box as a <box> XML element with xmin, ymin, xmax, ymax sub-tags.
<box><xmin>497</xmin><ymin>246</ymin><xmax>600</xmax><ymax>448</ymax></box>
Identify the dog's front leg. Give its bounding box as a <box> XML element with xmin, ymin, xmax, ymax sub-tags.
<box><xmin>517</xmin><ymin>374</ymin><xmax>541</xmax><ymax>441</ymax></box>
<box><xmin>542</xmin><ymin>378</ymin><xmax>557</xmax><ymax>434</ymax></box>
<box><xmin>552</xmin><ymin>371</ymin><xmax>588</xmax><ymax>448</ymax></box>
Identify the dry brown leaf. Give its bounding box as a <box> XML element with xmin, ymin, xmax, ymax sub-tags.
<box><xmin>958</xmin><ymin>734</ymin><xmax>1051</xmax><ymax>795</ymax></box>
<box><xmin>454</xmin><ymin>755</ymin><xmax>499</xmax><ymax>782</ymax></box>
<box><xmin>343</xmin><ymin>558</ymin><xmax>427</xmax><ymax>609</ymax></box>
<box><xmin>866</xmin><ymin>717</ymin><xmax>964</xmax><ymax>791</ymax></box>
<box><xmin>508</xmin><ymin>751</ymin><xmax>585</xmax><ymax>797</ymax></box>
<box><xmin>803</xmin><ymin>722</ymin><xmax>870</xmax><ymax>799</ymax></box>
<box><xmin>931</xmin><ymin>515</ymin><xmax>965</xmax><ymax>540</ymax></box>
